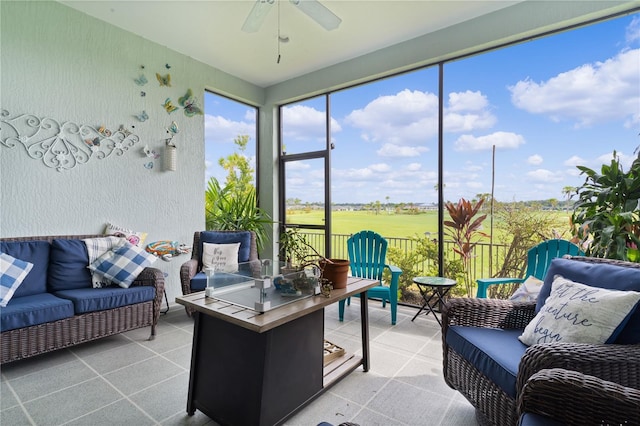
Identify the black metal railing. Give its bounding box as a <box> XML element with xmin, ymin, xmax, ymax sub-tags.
<box><xmin>298</xmin><ymin>232</ymin><xmax>509</xmax><ymax>283</ymax></box>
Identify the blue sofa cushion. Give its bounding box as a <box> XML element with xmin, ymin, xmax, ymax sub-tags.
<box><xmin>1</xmin><ymin>293</ymin><xmax>74</xmax><ymax>331</ymax></box>
<box><xmin>54</xmin><ymin>286</ymin><xmax>155</xmax><ymax>314</ymax></box>
<box><xmin>48</xmin><ymin>239</ymin><xmax>92</xmax><ymax>292</ymax></box>
<box><xmin>200</xmin><ymin>231</ymin><xmax>251</xmax><ymax>263</ymax></box>
<box><xmin>446</xmin><ymin>326</ymin><xmax>528</xmax><ymax>398</ymax></box>
<box><xmin>518</xmin><ymin>413</ymin><xmax>564</xmax><ymax>426</ymax></box>
<box><xmin>0</xmin><ymin>240</ymin><xmax>50</xmax><ymax>297</ymax></box>
<box><xmin>537</xmin><ymin>258</ymin><xmax>640</xmax><ymax>344</ymax></box>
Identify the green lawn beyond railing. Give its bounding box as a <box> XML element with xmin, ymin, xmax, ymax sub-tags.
<box><xmin>298</xmin><ymin>232</ymin><xmax>510</xmax><ymax>286</ymax></box>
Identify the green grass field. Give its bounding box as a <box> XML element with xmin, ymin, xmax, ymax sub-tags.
<box><xmin>286</xmin><ymin>209</ymin><xmax>572</xmax><ymax>240</ymax></box>
<box><xmin>286</xmin><ymin>208</ymin><xmax>573</xmax><ymax>298</ymax></box>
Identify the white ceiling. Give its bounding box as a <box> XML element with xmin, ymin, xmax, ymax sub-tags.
<box><xmin>60</xmin><ymin>0</ymin><xmax>522</xmax><ymax>88</ymax></box>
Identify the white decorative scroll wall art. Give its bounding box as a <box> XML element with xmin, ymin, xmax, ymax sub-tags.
<box><xmin>0</xmin><ymin>109</ymin><xmax>140</xmax><ymax>172</ymax></box>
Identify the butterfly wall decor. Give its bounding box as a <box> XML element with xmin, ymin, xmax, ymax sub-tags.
<box><xmin>162</xmin><ymin>98</ymin><xmax>178</xmax><ymax>114</ymax></box>
<box><xmin>143</xmin><ymin>144</ymin><xmax>160</xmax><ymax>159</ymax></box>
<box><xmin>135</xmin><ymin>110</ymin><xmax>149</xmax><ymax>122</ymax></box>
<box><xmin>118</xmin><ymin>125</ymin><xmax>133</xmax><ymax>137</ymax></box>
<box><xmin>84</xmin><ymin>137</ymin><xmax>100</xmax><ymax>148</ymax></box>
<box><xmin>156</xmin><ymin>73</ymin><xmax>171</xmax><ymax>87</ymax></box>
<box><xmin>178</xmin><ymin>89</ymin><xmax>203</xmax><ymax>117</ymax></box>
<box><xmin>144</xmin><ymin>161</ymin><xmax>154</xmax><ymax>170</ymax></box>
<box><xmin>167</xmin><ymin>121</ymin><xmax>179</xmax><ymax>137</ymax></box>
<box><xmin>134</xmin><ymin>74</ymin><xmax>148</xmax><ymax>86</ymax></box>
<box><xmin>97</xmin><ymin>126</ymin><xmax>112</xmax><ymax>137</ymax></box>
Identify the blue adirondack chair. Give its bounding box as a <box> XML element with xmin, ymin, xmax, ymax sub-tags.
<box><xmin>476</xmin><ymin>238</ymin><xmax>583</xmax><ymax>298</ymax></box>
<box><xmin>339</xmin><ymin>230</ymin><xmax>402</xmax><ymax>325</ymax></box>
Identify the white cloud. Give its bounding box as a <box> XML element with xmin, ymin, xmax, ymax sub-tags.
<box><xmin>344</xmin><ymin>89</ymin><xmax>438</xmax><ymax>145</ymax></box>
<box><xmin>509</xmin><ymin>48</ymin><xmax>640</xmax><ymax>127</ymax></box>
<box><xmin>454</xmin><ymin>131</ymin><xmax>525</xmax><ymax>151</ymax></box>
<box><xmin>563</xmin><ymin>155</ymin><xmax>587</xmax><ymax>176</ymax></box>
<box><xmin>596</xmin><ymin>151</ymin><xmax>637</xmax><ymax>170</ymax></box>
<box><xmin>243</xmin><ymin>109</ymin><xmax>257</xmax><ymax>122</ymax></box>
<box><xmin>369</xmin><ymin>163</ymin><xmax>392</xmax><ymax>172</ymax></box>
<box><xmin>527</xmin><ymin>154</ymin><xmax>543</xmax><ymax>165</ymax></box>
<box><xmin>627</xmin><ymin>16</ymin><xmax>640</xmax><ymax>44</ymax></box>
<box><xmin>344</xmin><ymin>89</ymin><xmax>496</xmax><ymax>147</ymax></box>
<box><xmin>377</xmin><ymin>143</ymin><xmax>429</xmax><ymax>157</ymax></box>
<box><xmin>448</xmin><ymin>90</ymin><xmax>489</xmax><ymax>111</ymax></box>
<box><xmin>281</xmin><ymin>105</ymin><xmax>342</xmax><ymax>142</ymax></box>
<box><xmin>406</xmin><ymin>163</ymin><xmax>421</xmax><ymax>171</ymax></box>
<box><xmin>286</xmin><ymin>161</ymin><xmax>311</xmax><ymax>170</ymax></box>
<box><xmin>204</xmin><ymin>114</ymin><xmax>254</xmax><ymax>144</ymax></box>
<box><xmin>564</xmin><ymin>155</ymin><xmax>587</xmax><ymax>167</ymax></box>
<box><xmin>526</xmin><ymin>169</ymin><xmax>565</xmax><ymax>183</ymax></box>
<box><xmin>445</xmin><ymin>90</ymin><xmax>497</xmax><ymax>132</ymax></box>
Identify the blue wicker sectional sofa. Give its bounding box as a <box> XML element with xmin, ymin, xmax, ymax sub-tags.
<box><xmin>1</xmin><ymin>234</ymin><xmax>164</xmax><ymax>364</ymax></box>
<box><xmin>442</xmin><ymin>256</ymin><xmax>640</xmax><ymax>426</ymax></box>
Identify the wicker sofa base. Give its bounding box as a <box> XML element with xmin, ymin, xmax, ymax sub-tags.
<box><xmin>1</xmin><ymin>301</ymin><xmax>154</xmax><ymax>364</ymax></box>
<box><xmin>444</xmin><ymin>348</ymin><xmax>519</xmax><ymax>426</ymax></box>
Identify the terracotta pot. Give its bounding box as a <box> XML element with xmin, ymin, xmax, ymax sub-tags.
<box><xmin>320</xmin><ymin>258</ymin><xmax>350</xmax><ymax>289</ymax></box>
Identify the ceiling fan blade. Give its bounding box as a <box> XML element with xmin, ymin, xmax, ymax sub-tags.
<box><xmin>290</xmin><ymin>0</ymin><xmax>341</xmax><ymax>31</ymax></box>
<box><xmin>242</xmin><ymin>0</ymin><xmax>275</xmax><ymax>33</ymax></box>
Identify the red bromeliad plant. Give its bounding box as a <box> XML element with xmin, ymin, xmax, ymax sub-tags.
<box><xmin>444</xmin><ymin>198</ymin><xmax>488</xmax><ymax>296</ymax></box>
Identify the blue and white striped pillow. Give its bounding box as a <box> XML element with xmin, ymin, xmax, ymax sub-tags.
<box><xmin>89</xmin><ymin>241</ymin><xmax>157</xmax><ymax>288</ymax></box>
<box><xmin>0</xmin><ymin>252</ymin><xmax>34</xmax><ymax>307</ymax></box>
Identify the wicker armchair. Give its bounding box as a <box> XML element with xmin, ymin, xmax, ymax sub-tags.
<box><xmin>179</xmin><ymin>230</ymin><xmax>258</xmax><ymax>316</ymax></box>
<box><xmin>518</xmin><ymin>368</ymin><xmax>640</xmax><ymax>425</ymax></box>
<box><xmin>442</xmin><ymin>256</ymin><xmax>640</xmax><ymax>426</ymax></box>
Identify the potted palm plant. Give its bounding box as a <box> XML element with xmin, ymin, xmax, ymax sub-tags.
<box><xmin>205</xmin><ymin>178</ymin><xmax>272</xmax><ymax>250</ymax></box>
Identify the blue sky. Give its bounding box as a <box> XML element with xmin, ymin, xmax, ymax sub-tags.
<box><xmin>205</xmin><ymin>14</ymin><xmax>639</xmax><ymax>205</ymax></box>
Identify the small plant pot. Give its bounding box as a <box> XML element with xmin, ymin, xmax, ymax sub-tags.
<box><xmin>320</xmin><ymin>259</ymin><xmax>350</xmax><ymax>289</ymax></box>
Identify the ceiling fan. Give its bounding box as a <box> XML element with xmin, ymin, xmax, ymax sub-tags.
<box><xmin>242</xmin><ymin>0</ymin><xmax>342</xmax><ymax>33</ymax></box>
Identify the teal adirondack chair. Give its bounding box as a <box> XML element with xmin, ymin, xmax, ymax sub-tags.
<box><xmin>476</xmin><ymin>238</ymin><xmax>583</xmax><ymax>298</ymax></box>
<box><xmin>339</xmin><ymin>230</ymin><xmax>402</xmax><ymax>325</ymax></box>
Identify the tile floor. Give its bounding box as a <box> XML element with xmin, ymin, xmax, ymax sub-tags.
<box><xmin>1</xmin><ymin>300</ymin><xmax>477</xmax><ymax>426</ymax></box>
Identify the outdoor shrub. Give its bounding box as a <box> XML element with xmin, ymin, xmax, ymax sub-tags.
<box><xmin>445</xmin><ymin>198</ymin><xmax>488</xmax><ymax>296</ymax></box>
<box><xmin>385</xmin><ymin>235</ymin><xmax>467</xmax><ymax>301</ymax></box>
<box><xmin>571</xmin><ymin>150</ymin><xmax>640</xmax><ymax>261</ymax></box>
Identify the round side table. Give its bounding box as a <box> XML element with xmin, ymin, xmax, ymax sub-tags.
<box><xmin>411</xmin><ymin>276</ymin><xmax>457</xmax><ymax>326</ymax></box>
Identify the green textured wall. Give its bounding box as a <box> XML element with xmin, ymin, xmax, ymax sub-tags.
<box><xmin>0</xmin><ymin>0</ymin><xmax>263</xmax><ymax>300</ymax></box>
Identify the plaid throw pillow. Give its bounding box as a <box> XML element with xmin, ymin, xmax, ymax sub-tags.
<box><xmin>0</xmin><ymin>252</ymin><xmax>34</xmax><ymax>307</ymax></box>
<box><xmin>83</xmin><ymin>236</ymin><xmax>125</xmax><ymax>288</ymax></box>
<box><xmin>89</xmin><ymin>241</ymin><xmax>157</xmax><ymax>289</ymax></box>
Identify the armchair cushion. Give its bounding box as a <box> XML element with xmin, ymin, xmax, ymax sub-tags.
<box><xmin>201</xmin><ymin>242</ymin><xmax>240</xmax><ymax>272</ymax></box>
<box><xmin>446</xmin><ymin>326</ymin><xmax>528</xmax><ymax>397</ymax></box>
<box><xmin>520</xmin><ymin>275</ymin><xmax>640</xmax><ymax>346</ymax></box>
<box><xmin>518</xmin><ymin>413</ymin><xmax>564</xmax><ymax>426</ymax></box>
<box><xmin>200</xmin><ymin>231</ymin><xmax>251</xmax><ymax>263</ymax></box>
<box><xmin>537</xmin><ymin>258</ymin><xmax>640</xmax><ymax>344</ymax></box>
